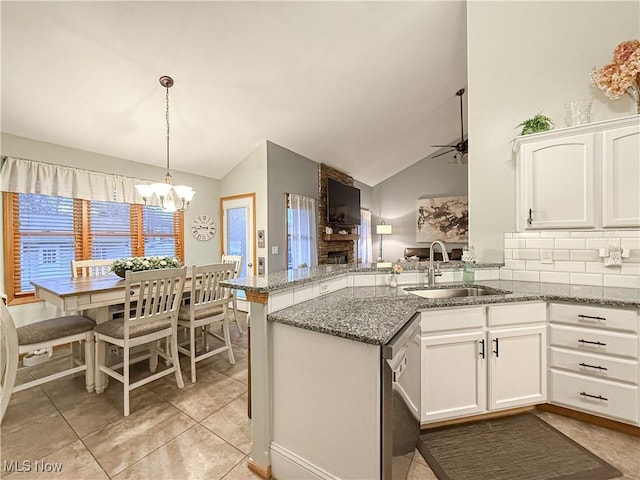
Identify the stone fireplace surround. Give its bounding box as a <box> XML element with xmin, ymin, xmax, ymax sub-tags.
<box><xmin>318</xmin><ymin>164</ymin><xmax>358</xmax><ymax>265</ymax></box>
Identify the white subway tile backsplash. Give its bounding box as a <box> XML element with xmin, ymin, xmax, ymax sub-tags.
<box><xmin>505</xmin><ymin>239</ymin><xmax>526</xmax><ymax>249</ymax></box>
<box><xmin>621</xmin><ymin>264</ymin><xmax>640</xmax><ymax>276</ymax></box>
<box><xmin>525</xmin><ymin>239</ymin><xmax>555</xmax><ymax>249</ymax></box>
<box><xmin>629</xmin><ymin>251</ymin><xmax>640</xmax><ymax>263</ymax></box>
<box><xmin>490</xmin><ymin>269</ymin><xmax>501</xmax><ymax>280</ymax></box>
<box><xmin>555</xmin><ymin>239</ymin><xmax>586</xmax><ymax>250</ymax></box>
<box><xmin>570</xmin><ymin>231</ymin><xmax>604</xmax><ymax>238</ymax></box>
<box><xmin>570</xmin><ymin>273</ymin><xmax>603</xmax><ymax>286</ymax></box>
<box><xmin>540</xmin><ymin>272</ymin><xmax>571</xmax><ymax>283</ymax></box>
<box><xmin>554</xmin><ymin>261</ymin><xmax>586</xmax><ymax>273</ymax></box>
<box><xmin>553</xmin><ymin>250</ymin><xmax>571</xmax><ymax>261</ymax></box>
<box><xmin>603</xmin><ymin>275</ymin><xmax>640</xmax><ymax>289</ymax></box>
<box><xmin>504</xmin><ymin>249</ymin><xmax>513</xmax><ymax>260</ymax></box>
<box><xmin>513</xmin><ymin>270</ymin><xmax>540</xmax><ymax>282</ymax></box>
<box><xmin>611</xmin><ymin>230</ymin><xmax>640</xmax><ymax>238</ymax></box>
<box><xmin>586</xmin><ymin>238</ymin><xmax>620</xmax><ymax>250</ymax></box>
<box><xmin>499</xmin><ymin>269</ymin><xmax>513</xmax><ymax>280</ymax></box>
<box><xmin>504</xmin><ymin>232</ymin><xmax>513</xmax><ymax>239</ymax></box>
<box><xmin>540</xmin><ymin>231</ymin><xmax>571</xmax><ymax>238</ymax></box>
<box><xmin>586</xmin><ymin>262</ymin><xmax>620</xmax><ymax>275</ymax></box>
<box><xmin>525</xmin><ymin>260</ymin><xmax>554</xmax><ymax>271</ymax></box>
<box><xmin>570</xmin><ymin>250</ymin><xmax>600</xmax><ymax>262</ymax></box>
<box><xmin>473</xmin><ymin>270</ymin><xmax>492</xmax><ymax>281</ymax></box>
<box><xmin>621</xmin><ymin>238</ymin><xmax>640</xmax><ymax>250</ymax></box>
<box><xmin>513</xmin><ymin>249</ymin><xmax>540</xmax><ymax>260</ymax></box>
<box><xmin>353</xmin><ymin>274</ymin><xmax>377</xmax><ymax>287</ymax></box>
<box><xmin>513</xmin><ymin>232</ymin><xmax>541</xmax><ymax>238</ymax></box>
<box><xmin>504</xmin><ymin>260</ymin><xmax>526</xmax><ymax>270</ymax></box>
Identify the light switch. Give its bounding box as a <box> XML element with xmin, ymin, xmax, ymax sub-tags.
<box><xmin>271</xmin><ymin>246</ymin><xmax>279</xmax><ymax>255</ymax></box>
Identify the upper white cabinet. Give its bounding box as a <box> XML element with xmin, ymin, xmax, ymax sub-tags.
<box><xmin>515</xmin><ymin>115</ymin><xmax>640</xmax><ymax>231</ymax></box>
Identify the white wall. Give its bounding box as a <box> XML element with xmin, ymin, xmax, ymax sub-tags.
<box><xmin>371</xmin><ymin>154</ymin><xmax>468</xmax><ymax>262</ymax></box>
<box><xmin>220</xmin><ymin>141</ymin><xmax>269</xmax><ymax>274</ymax></box>
<box><xmin>468</xmin><ymin>0</ymin><xmax>640</xmax><ymax>262</ymax></box>
<box><xmin>1</xmin><ymin>132</ymin><xmax>220</xmax><ymax>324</ymax></box>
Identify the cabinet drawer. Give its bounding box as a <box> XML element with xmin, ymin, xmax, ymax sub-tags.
<box><xmin>549</xmin><ymin>346</ymin><xmax>638</xmax><ymax>384</ymax></box>
<box><xmin>420</xmin><ymin>307</ymin><xmax>484</xmax><ymax>333</ymax></box>
<box><xmin>91</xmin><ymin>288</ymin><xmax>138</xmax><ymax>304</ymax></box>
<box><xmin>550</xmin><ymin>369</ymin><xmax>638</xmax><ymax>424</ymax></box>
<box><xmin>549</xmin><ymin>303</ymin><xmax>638</xmax><ymax>333</ymax></box>
<box><xmin>488</xmin><ymin>302</ymin><xmax>546</xmax><ymax>327</ymax></box>
<box><xmin>549</xmin><ymin>324</ymin><xmax>638</xmax><ymax>358</ymax></box>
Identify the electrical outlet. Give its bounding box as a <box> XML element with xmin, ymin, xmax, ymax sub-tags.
<box><xmin>271</xmin><ymin>246</ymin><xmax>279</xmax><ymax>255</ymax></box>
<box><xmin>540</xmin><ymin>250</ymin><xmax>553</xmax><ymax>264</ymax></box>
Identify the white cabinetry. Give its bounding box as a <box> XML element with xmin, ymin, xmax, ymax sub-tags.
<box><xmin>548</xmin><ymin>302</ymin><xmax>640</xmax><ymax>425</ymax></box>
<box><xmin>420</xmin><ymin>302</ymin><xmax>546</xmax><ymax>424</ymax></box>
<box><xmin>515</xmin><ymin>115</ymin><xmax>640</xmax><ymax>231</ymax></box>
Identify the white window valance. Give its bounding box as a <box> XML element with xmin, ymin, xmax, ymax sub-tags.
<box><xmin>0</xmin><ymin>157</ymin><xmax>157</xmax><ymax>205</ymax></box>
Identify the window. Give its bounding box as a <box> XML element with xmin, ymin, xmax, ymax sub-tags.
<box><xmin>3</xmin><ymin>192</ymin><xmax>184</xmax><ymax>304</ymax></box>
<box><xmin>358</xmin><ymin>209</ymin><xmax>373</xmax><ymax>264</ymax></box>
<box><xmin>286</xmin><ymin>193</ymin><xmax>317</xmax><ymax>269</ymax></box>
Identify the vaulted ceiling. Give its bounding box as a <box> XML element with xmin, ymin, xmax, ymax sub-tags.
<box><xmin>1</xmin><ymin>1</ymin><xmax>467</xmax><ymax>186</ymax></box>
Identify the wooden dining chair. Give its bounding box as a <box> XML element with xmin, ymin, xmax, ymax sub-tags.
<box><xmin>177</xmin><ymin>263</ymin><xmax>236</xmax><ymax>383</ymax></box>
<box><xmin>221</xmin><ymin>254</ymin><xmax>243</xmax><ymax>333</ymax></box>
<box><xmin>0</xmin><ymin>298</ymin><xmax>95</xmax><ymax>423</ymax></box>
<box><xmin>94</xmin><ymin>267</ymin><xmax>186</xmax><ymax>416</ymax></box>
<box><xmin>71</xmin><ymin>259</ymin><xmax>113</xmax><ymax>278</ymax></box>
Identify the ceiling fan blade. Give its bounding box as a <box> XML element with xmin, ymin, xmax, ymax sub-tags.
<box><xmin>431</xmin><ymin>149</ymin><xmax>455</xmax><ymax>159</ymax></box>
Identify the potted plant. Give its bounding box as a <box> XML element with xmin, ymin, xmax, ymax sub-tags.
<box><xmin>516</xmin><ymin>113</ymin><xmax>554</xmax><ymax>135</ymax></box>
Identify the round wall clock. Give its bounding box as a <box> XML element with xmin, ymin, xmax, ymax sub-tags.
<box><xmin>191</xmin><ymin>215</ymin><xmax>216</xmax><ymax>241</ymax></box>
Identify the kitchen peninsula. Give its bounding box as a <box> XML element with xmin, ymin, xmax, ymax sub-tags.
<box><xmin>223</xmin><ymin>263</ymin><xmax>640</xmax><ymax>480</ymax></box>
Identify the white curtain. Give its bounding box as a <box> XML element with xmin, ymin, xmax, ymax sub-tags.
<box><xmin>0</xmin><ymin>157</ymin><xmax>157</xmax><ymax>205</ymax></box>
<box><xmin>288</xmin><ymin>193</ymin><xmax>318</xmax><ymax>268</ymax></box>
<box><xmin>358</xmin><ymin>209</ymin><xmax>373</xmax><ymax>264</ymax></box>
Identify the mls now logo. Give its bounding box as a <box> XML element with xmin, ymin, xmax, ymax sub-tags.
<box><xmin>3</xmin><ymin>460</ymin><xmax>63</xmax><ymax>473</ymax></box>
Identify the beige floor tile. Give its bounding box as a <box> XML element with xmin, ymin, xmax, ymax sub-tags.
<box><xmin>112</xmin><ymin>424</ymin><xmax>244</xmax><ymax>480</ymax></box>
<box><xmin>412</xmin><ymin>448</ymin><xmax>427</xmax><ymax>466</ymax></box>
<box><xmin>4</xmin><ymin>440</ymin><xmax>108</xmax><ymax>480</ymax></box>
<box><xmin>149</xmin><ymin>370</ymin><xmax>247</xmax><ymax>421</ymax></box>
<box><xmin>1</xmin><ymin>390</ymin><xmax>78</xmax><ymax>476</ymax></box>
<box><xmin>200</xmin><ymin>344</ymin><xmax>249</xmax><ymax>385</ymax></box>
<box><xmin>221</xmin><ymin>456</ymin><xmax>262</xmax><ymax>480</ymax></box>
<box><xmin>41</xmin><ymin>375</ymin><xmax>170</xmax><ymax>438</ymax></box>
<box><xmin>406</xmin><ymin>459</ymin><xmax>438</xmax><ymax>480</ymax></box>
<box><xmin>82</xmin><ymin>402</ymin><xmax>195</xmax><ymax>477</ymax></box>
<box><xmin>201</xmin><ymin>393</ymin><xmax>251</xmax><ymax>454</ymax></box>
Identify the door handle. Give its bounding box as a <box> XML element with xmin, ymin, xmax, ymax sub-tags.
<box><xmin>493</xmin><ymin>338</ymin><xmax>499</xmax><ymax>357</ymax></box>
<box><xmin>527</xmin><ymin>208</ymin><xmax>533</xmax><ymax>225</ymax></box>
<box><xmin>248</xmin><ymin>263</ymin><xmax>253</xmax><ymax>268</ymax></box>
<box><xmin>479</xmin><ymin>339</ymin><xmax>485</xmax><ymax>359</ymax></box>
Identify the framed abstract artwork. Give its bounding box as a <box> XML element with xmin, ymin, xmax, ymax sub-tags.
<box><xmin>416</xmin><ymin>196</ymin><xmax>468</xmax><ymax>243</ymax></box>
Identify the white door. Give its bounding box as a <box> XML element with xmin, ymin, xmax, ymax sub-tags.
<box><xmin>602</xmin><ymin>124</ymin><xmax>640</xmax><ymax>227</ymax></box>
<box><xmin>522</xmin><ymin>133</ymin><xmax>595</xmax><ymax>229</ymax></box>
<box><xmin>221</xmin><ymin>194</ymin><xmax>256</xmax><ymax>306</ymax></box>
<box><xmin>489</xmin><ymin>325</ymin><xmax>547</xmax><ymax>411</ymax></box>
<box><xmin>421</xmin><ymin>331</ymin><xmax>487</xmax><ymax>423</ymax></box>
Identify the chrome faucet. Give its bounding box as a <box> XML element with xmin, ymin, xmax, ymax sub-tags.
<box><xmin>428</xmin><ymin>240</ymin><xmax>450</xmax><ymax>287</ymax></box>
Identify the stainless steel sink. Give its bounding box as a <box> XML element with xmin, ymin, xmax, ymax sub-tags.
<box><xmin>409</xmin><ymin>286</ymin><xmax>507</xmax><ymax>299</ymax></box>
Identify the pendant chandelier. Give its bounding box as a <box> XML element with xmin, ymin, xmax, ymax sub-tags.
<box><xmin>135</xmin><ymin>75</ymin><xmax>195</xmax><ymax>212</ymax></box>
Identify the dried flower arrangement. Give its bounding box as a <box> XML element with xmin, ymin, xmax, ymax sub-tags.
<box><xmin>591</xmin><ymin>40</ymin><xmax>640</xmax><ymax>113</ymax></box>
<box><xmin>111</xmin><ymin>256</ymin><xmax>182</xmax><ymax>277</ymax></box>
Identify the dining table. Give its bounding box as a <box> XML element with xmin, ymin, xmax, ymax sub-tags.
<box><xmin>31</xmin><ymin>272</ymin><xmax>195</xmax><ymax>392</ymax></box>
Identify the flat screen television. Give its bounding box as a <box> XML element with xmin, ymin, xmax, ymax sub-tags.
<box><xmin>327</xmin><ymin>178</ymin><xmax>361</xmax><ymax>227</ymax></box>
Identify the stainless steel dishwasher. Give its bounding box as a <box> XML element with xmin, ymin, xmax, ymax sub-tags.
<box><xmin>381</xmin><ymin>314</ymin><xmax>421</xmax><ymax>480</ymax></box>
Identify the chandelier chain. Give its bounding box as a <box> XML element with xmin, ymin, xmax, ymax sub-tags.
<box><xmin>165</xmin><ymin>85</ymin><xmax>170</xmax><ymax>174</ymax></box>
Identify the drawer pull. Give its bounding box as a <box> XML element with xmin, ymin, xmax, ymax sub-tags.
<box><xmin>579</xmin><ymin>362</ymin><xmax>608</xmax><ymax>371</ymax></box>
<box><xmin>579</xmin><ymin>391</ymin><xmax>608</xmax><ymax>401</ymax></box>
<box><xmin>493</xmin><ymin>338</ymin><xmax>499</xmax><ymax>358</ymax></box>
<box><xmin>578</xmin><ymin>314</ymin><xmax>606</xmax><ymax>321</ymax></box>
<box><xmin>479</xmin><ymin>339</ymin><xmax>485</xmax><ymax>359</ymax></box>
<box><xmin>578</xmin><ymin>339</ymin><xmax>606</xmax><ymax>346</ymax></box>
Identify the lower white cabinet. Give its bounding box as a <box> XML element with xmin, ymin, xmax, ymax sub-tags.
<box><xmin>420</xmin><ymin>303</ymin><xmax>547</xmax><ymax>424</ymax></box>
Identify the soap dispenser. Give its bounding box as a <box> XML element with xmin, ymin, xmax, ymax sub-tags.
<box><xmin>462</xmin><ymin>246</ymin><xmax>476</xmax><ymax>284</ymax></box>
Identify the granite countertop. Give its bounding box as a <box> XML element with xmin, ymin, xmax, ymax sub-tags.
<box><xmin>267</xmin><ymin>280</ymin><xmax>640</xmax><ymax>346</ymax></box>
<box><xmin>222</xmin><ymin>261</ymin><xmax>503</xmax><ymax>293</ymax></box>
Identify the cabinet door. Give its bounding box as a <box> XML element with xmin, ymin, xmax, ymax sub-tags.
<box><xmin>521</xmin><ymin>133</ymin><xmax>595</xmax><ymax>229</ymax></box>
<box><xmin>602</xmin><ymin>124</ymin><xmax>640</xmax><ymax>227</ymax></box>
<box><xmin>421</xmin><ymin>332</ymin><xmax>487</xmax><ymax>423</ymax></box>
<box><xmin>489</xmin><ymin>326</ymin><xmax>547</xmax><ymax>411</ymax></box>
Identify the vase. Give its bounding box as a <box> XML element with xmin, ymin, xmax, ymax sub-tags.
<box><xmin>389</xmin><ymin>275</ymin><xmax>398</xmax><ymax>288</ymax></box>
<box><xmin>627</xmin><ymin>84</ymin><xmax>640</xmax><ymax>114</ymax></box>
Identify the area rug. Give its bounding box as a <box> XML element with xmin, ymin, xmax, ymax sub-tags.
<box><xmin>417</xmin><ymin>413</ymin><xmax>622</xmax><ymax>480</ymax></box>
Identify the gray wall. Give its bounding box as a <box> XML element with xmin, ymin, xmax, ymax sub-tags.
<box><xmin>371</xmin><ymin>153</ymin><xmax>468</xmax><ymax>262</ymax></box>
<box><xmin>266</xmin><ymin>141</ymin><xmax>319</xmax><ymax>272</ymax></box>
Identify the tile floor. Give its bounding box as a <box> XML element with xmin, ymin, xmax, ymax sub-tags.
<box><xmin>2</xmin><ymin>313</ymin><xmax>639</xmax><ymax>480</ymax></box>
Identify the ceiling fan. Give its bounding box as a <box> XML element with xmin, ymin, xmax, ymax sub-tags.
<box><xmin>431</xmin><ymin>88</ymin><xmax>468</xmax><ymax>163</ymax></box>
